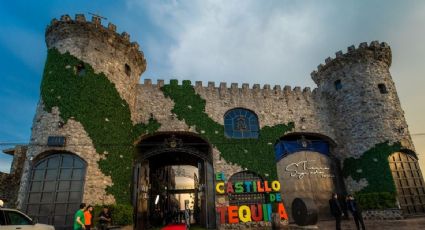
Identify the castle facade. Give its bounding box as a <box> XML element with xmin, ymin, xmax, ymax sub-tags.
<box><xmin>2</xmin><ymin>14</ymin><xmax>425</xmax><ymax>229</ymax></box>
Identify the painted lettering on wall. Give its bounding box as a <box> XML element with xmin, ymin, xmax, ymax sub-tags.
<box><xmin>215</xmin><ymin>172</ymin><xmax>288</xmax><ymax>224</ymax></box>
<box><xmin>285</xmin><ymin>160</ymin><xmax>335</xmax><ymax>179</ymax></box>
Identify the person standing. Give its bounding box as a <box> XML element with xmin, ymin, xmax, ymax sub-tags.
<box><xmin>329</xmin><ymin>193</ymin><xmax>343</xmax><ymax>230</ymax></box>
<box><xmin>84</xmin><ymin>205</ymin><xmax>94</xmax><ymax>230</ymax></box>
<box><xmin>346</xmin><ymin>194</ymin><xmax>366</xmax><ymax>230</ymax></box>
<box><xmin>98</xmin><ymin>206</ymin><xmax>112</xmax><ymax>230</ymax></box>
<box><xmin>74</xmin><ymin>203</ymin><xmax>86</xmax><ymax>230</ymax></box>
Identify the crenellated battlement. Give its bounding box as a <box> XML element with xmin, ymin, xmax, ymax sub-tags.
<box><xmin>139</xmin><ymin>79</ymin><xmax>316</xmax><ymax>99</ymax></box>
<box><xmin>311</xmin><ymin>41</ymin><xmax>391</xmax><ymax>85</ymax></box>
<box><xmin>46</xmin><ymin>14</ymin><xmax>146</xmax><ymax>72</ymax></box>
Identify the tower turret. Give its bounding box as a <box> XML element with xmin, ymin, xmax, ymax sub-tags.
<box><xmin>45</xmin><ymin>14</ymin><xmax>146</xmax><ymax>119</ymax></box>
<box><xmin>311</xmin><ymin>41</ymin><xmax>414</xmax><ymax>158</ymax></box>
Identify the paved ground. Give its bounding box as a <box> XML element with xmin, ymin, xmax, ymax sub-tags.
<box><xmin>121</xmin><ymin>217</ymin><xmax>425</xmax><ymax>229</ymax></box>
<box><xmin>316</xmin><ymin>216</ymin><xmax>425</xmax><ymax>230</ymax></box>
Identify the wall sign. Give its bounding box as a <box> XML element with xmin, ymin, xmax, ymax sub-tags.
<box><xmin>215</xmin><ymin>172</ymin><xmax>288</xmax><ymax>224</ymax></box>
<box><xmin>285</xmin><ymin>160</ymin><xmax>334</xmax><ymax>179</ymax></box>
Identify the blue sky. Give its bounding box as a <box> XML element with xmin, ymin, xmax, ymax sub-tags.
<box><xmin>1</xmin><ymin>0</ymin><xmax>425</xmax><ymax>172</ymax></box>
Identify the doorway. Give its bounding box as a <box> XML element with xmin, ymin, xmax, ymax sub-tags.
<box><xmin>133</xmin><ymin>132</ymin><xmax>216</xmax><ymax>229</ymax></box>
<box><xmin>275</xmin><ymin>133</ymin><xmax>345</xmax><ymax>220</ymax></box>
<box><xmin>24</xmin><ymin>152</ymin><xmax>86</xmax><ymax>230</ymax></box>
<box><xmin>389</xmin><ymin>151</ymin><xmax>425</xmax><ymax>214</ymax></box>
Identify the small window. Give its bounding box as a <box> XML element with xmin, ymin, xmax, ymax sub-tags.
<box><xmin>378</xmin><ymin>83</ymin><xmax>388</xmax><ymax>94</ymax></box>
<box><xmin>334</xmin><ymin>80</ymin><xmax>342</xmax><ymax>91</ymax></box>
<box><xmin>125</xmin><ymin>64</ymin><xmax>131</xmax><ymax>77</ymax></box>
<box><xmin>75</xmin><ymin>62</ymin><xmax>85</xmax><ymax>76</ymax></box>
<box><xmin>47</xmin><ymin>136</ymin><xmax>66</xmax><ymax>147</ymax></box>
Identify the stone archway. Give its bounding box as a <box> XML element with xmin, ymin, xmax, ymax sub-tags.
<box><xmin>133</xmin><ymin>132</ymin><xmax>216</xmax><ymax>229</ymax></box>
<box><xmin>24</xmin><ymin>152</ymin><xmax>86</xmax><ymax>230</ymax></box>
<box><xmin>389</xmin><ymin>151</ymin><xmax>425</xmax><ymax>214</ymax></box>
<box><xmin>275</xmin><ymin>133</ymin><xmax>345</xmax><ymax>220</ymax></box>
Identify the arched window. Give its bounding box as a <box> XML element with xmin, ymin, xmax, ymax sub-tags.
<box><xmin>228</xmin><ymin>171</ymin><xmax>266</xmax><ymax>205</ymax></box>
<box><xmin>25</xmin><ymin>153</ymin><xmax>86</xmax><ymax>229</ymax></box>
<box><xmin>224</xmin><ymin>108</ymin><xmax>259</xmax><ymax>139</ymax></box>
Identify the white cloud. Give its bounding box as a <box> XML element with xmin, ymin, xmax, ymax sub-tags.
<box><xmin>125</xmin><ymin>0</ymin><xmax>425</xmax><ymax>171</ymax></box>
<box><xmin>129</xmin><ymin>0</ymin><xmax>332</xmax><ymax>86</ymax></box>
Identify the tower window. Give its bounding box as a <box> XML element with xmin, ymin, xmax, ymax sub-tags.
<box><xmin>378</xmin><ymin>83</ymin><xmax>388</xmax><ymax>94</ymax></box>
<box><xmin>334</xmin><ymin>80</ymin><xmax>342</xmax><ymax>91</ymax></box>
<box><xmin>125</xmin><ymin>64</ymin><xmax>131</xmax><ymax>77</ymax></box>
<box><xmin>75</xmin><ymin>62</ymin><xmax>85</xmax><ymax>76</ymax></box>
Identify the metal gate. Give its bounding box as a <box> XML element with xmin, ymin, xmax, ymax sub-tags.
<box><xmin>389</xmin><ymin>152</ymin><xmax>425</xmax><ymax>214</ymax></box>
<box><xmin>25</xmin><ymin>153</ymin><xmax>86</xmax><ymax>230</ymax></box>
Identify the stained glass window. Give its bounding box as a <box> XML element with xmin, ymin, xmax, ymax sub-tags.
<box><xmin>224</xmin><ymin>108</ymin><xmax>259</xmax><ymax>139</ymax></box>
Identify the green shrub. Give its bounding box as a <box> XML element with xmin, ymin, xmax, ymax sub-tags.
<box><xmin>355</xmin><ymin>192</ymin><xmax>397</xmax><ymax>210</ymax></box>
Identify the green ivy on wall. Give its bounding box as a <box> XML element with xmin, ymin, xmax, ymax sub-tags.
<box><xmin>342</xmin><ymin>141</ymin><xmax>410</xmax><ymax>208</ymax></box>
<box><xmin>161</xmin><ymin>79</ymin><xmax>294</xmax><ymax>179</ymax></box>
<box><xmin>342</xmin><ymin>141</ymin><xmax>403</xmax><ymax>194</ymax></box>
<box><xmin>41</xmin><ymin>49</ymin><xmax>160</xmax><ymax>204</ymax></box>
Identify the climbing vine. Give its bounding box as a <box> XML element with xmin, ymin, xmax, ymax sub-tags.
<box><xmin>342</xmin><ymin>141</ymin><xmax>404</xmax><ymax>194</ymax></box>
<box><xmin>41</xmin><ymin>49</ymin><xmax>160</xmax><ymax>204</ymax></box>
<box><xmin>342</xmin><ymin>141</ymin><xmax>409</xmax><ymax>208</ymax></box>
<box><xmin>161</xmin><ymin>79</ymin><xmax>294</xmax><ymax>179</ymax></box>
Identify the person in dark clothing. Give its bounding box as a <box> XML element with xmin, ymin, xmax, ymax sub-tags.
<box><xmin>346</xmin><ymin>194</ymin><xmax>366</xmax><ymax>230</ymax></box>
<box><xmin>98</xmin><ymin>206</ymin><xmax>112</xmax><ymax>230</ymax></box>
<box><xmin>329</xmin><ymin>193</ymin><xmax>343</xmax><ymax>230</ymax></box>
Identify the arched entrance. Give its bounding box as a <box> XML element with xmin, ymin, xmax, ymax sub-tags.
<box><xmin>275</xmin><ymin>133</ymin><xmax>345</xmax><ymax>220</ymax></box>
<box><xmin>24</xmin><ymin>152</ymin><xmax>86</xmax><ymax>230</ymax></box>
<box><xmin>389</xmin><ymin>151</ymin><xmax>425</xmax><ymax>214</ymax></box>
<box><xmin>133</xmin><ymin>132</ymin><xmax>216</xmax><ymax>229</ymax></box>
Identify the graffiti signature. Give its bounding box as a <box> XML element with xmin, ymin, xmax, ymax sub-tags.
<box><xmin>285</xmin><ymin>160</ymin><xmax>334</xmax><ymax>179</ymax></box>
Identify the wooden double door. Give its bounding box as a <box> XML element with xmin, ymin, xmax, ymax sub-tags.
<box><xmin>389</xmin><ymin>152</ymin><xmax>425</xmax><ymax>214</ymax></box>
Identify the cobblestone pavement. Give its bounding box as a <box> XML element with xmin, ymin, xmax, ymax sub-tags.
<box><xmin>316</xmin><ymin>216</ymin><xmax>425</xmax><ymax>230</ymax></box>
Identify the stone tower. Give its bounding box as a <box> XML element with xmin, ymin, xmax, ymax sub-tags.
<box><xmin>17</xmin><ymin>14</ymin><xmax>148</xmax><ymax>208</ymax></box>
<box><xmin>311</xmin><ymin>41</ymin><xmax>415</xmax><ymax>158</ymax></box>
<box><xmin>45</xmin><ymin>14</ymin><xmax>146</xmax><ymax>119</ymax></box>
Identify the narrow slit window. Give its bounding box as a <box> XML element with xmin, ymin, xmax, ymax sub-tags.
<box><xmin>334</xmin><ymin>80</ymin><xmax>342</xmax><ymax>91</ymax></box>
<box><xmin>75</xmin><ymin>62</ymin><xmax>85</xmax><ymax>76</ymax></box>
<box><xmin>378</xmin><ymin>83</ymin><xmax>388</xmax><ymax>94</ymax></box>
<box><xmin>125</xmin><ymin>64</ymin><xmax>131</xmax><ymax>77</ymax></box>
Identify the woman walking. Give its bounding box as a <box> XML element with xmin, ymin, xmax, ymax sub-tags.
<box><xmin>84</xmin><ymin>205</ymin><xmax>94</xmax><ymax>230</ymax></box>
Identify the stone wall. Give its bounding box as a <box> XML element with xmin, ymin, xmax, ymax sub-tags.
<box><xmin>17</xmin><ymin>102</ymin><xmax>115</xmax><ymax>208</ymax></box>
<box><xmin>362</xmin><ymin>209</ymin><xmax>404</xmax><ymax>220</ymax></box>
<box><xmin>45</xmin><ymin>14</ymin><xmax>146</xmax><ymax>121</ymax></box>
<box><xmin>134</xmin><ymin>80</ymin><xmax>190</xmax><ymax>132</ymax></box>
<box><xmin>136</xmin><ymin>79</ymin><xmax>337</xmax><ymax>140</ymax></box>
<box><xmin>0</xmin><ymin>146</ymin><xmax>27</xmax><ymax>208</ymax></box>
<box><xmin>193</xmin><ymin>81</ymin><xmax>334</xmax><ymax>137</ymax></box>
